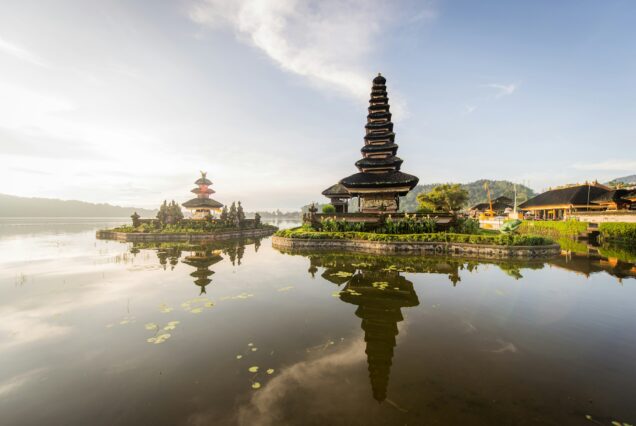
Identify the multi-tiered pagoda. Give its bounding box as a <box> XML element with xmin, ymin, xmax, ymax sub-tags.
<box><xmin>340</xmin><ymin>74</ymin><xmax>419</xmax><ymax>213</ymax></box>
<box><xmin>182</xmin><ymin>171</ymin><xmax>223</xmax><ymax>219</ymax></box>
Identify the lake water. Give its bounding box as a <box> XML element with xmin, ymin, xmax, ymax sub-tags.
<box><xmin>1</xmin><ymin>218</ymin><xmax>635</xmax><ymax>425</ymax></box>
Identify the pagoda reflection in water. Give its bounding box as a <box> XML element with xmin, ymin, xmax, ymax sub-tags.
<box><xmin>340</xmin><ymin>268</ymin><xmax>419</xmax><ymax>402</ymax></box>
<box><xmin>130</xmin><ymin>238</ymin><xmax>263</xmax><ymax>294</ymax></box>
<box><xmin>182</xmin><ymin>248</ymin><xmax>223</xmax><ymax>294</ymax></box>
<box><xmin>307</xmin><ymin>254</ymin><xmax>422</xmax><ymax>402</ymax></box>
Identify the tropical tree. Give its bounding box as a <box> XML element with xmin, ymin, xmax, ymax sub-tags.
<box><xmin>220</xmin><ymin>205</ymin><xmax>228</xmax><ymax>223</ymax></box>
<box><xmin>228</xmin><ymin>202</ymin><xmax>238</xmax><ymax>227</ymax></box>
<box><xmin>237</xmin><ymin>201</ymin><xmax>246</xmax><ymax>227</ymax></box>
<box><xmin>417</xmin><ymin>184</ymin><xmax>468</xmax><ymax>213</ymax></box>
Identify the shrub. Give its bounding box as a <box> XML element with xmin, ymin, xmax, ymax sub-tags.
<box><xmin>518</xmin><ymin>220</ymin><xmax>587</xmax><ymax>237</ymax></box>
<box><xmin>599</xmin><ymin>222</ymin><xmax>636</xmax><ymax>243</ymax></box>
<box><xmin>449</xmin><ymin>217</ymin><xmax>480</xmax><ymax>234</ymax></box>
<box><xmin>322</xmin><ymin>204</ymin><xmax>336</xmax><ymax>214</ymax></box>
<box><xmin>377</xmin><ymin>214</ymin><xmax>436</xmax><ymax>234</ymax></box>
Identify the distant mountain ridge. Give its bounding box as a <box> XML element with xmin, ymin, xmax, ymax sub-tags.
<box><xmin>609</xmin><ymin>174</ymin><xmax>636</xmax><ymax>185</ymax></box>
<box><xmin>0</xmin><ymin>193</ymin><xmax>156</xmax><ymax>217</ymax></box>
<box><xmin>400</xmin><ymin>180</ymin><xmax>535</xmax><ymax>212</ymax></box>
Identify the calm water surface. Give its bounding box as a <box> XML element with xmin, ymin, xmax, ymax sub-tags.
<box><xmin>1</xmin><ymin>218</ymin><xmax>635</xmax><ymax>425</ymax></box>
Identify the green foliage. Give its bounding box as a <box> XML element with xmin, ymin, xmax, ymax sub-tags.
<box><xmin>599</xmin><ymin>222</ymin><xmax>636</xmax><ymax>242</ymax></box>
<box><xmin>237</xmin><ymin>201</ymin><xmax>246</xmax><ymax>226</ymax></box>
<box><xmin>228</xmin><ymin>202</ymin><xmax>238</xmax><ymax>226</ymax></box>
<box><xmin>156</xmin><ymin>200</ymin><xmax>183</xmax><ymax>225</ymax></box>
<box><xmin>377</xmin><ymin>214</ymin><xmax>437</xmax><ymax>234</ymax></box>
<box><xmin>220</xmin><ymin>205</ymin><xmax>228</xmax><ymax>222</ymax></box>
<box><xmin>401</xmin><ymin>180</ymin><xmax>534</xmax><ymax>212</ymax></box>
<box><xmin>416</xmin><ymin>184</ymin><xmax>468</xmax><ymax>213</ymax></box>
<box><xmin>518</xmin><ymin>220</ymin><xmax>587</xmax><ymax>238</ymax></box>
<box><xmin>254</xmin><ymin>212</ymin><xmax>261</xmax><ymax>227</ymax></box>
<box><xmin>319</xmin><ymin>217</ymin><xmax>365</xmax><ymax>232</ymax></box>
<box><xmin>275</xmin><ymin>228</ymin><xmax>553</xmax><ymax>246</ymax></box>
<box><xmin>322</xmin><ymin>204</ymin><xmax>336</xmax><ymax>214</ymax></box>
<box><xmin>449</xmin><ymin>217</ymin><xmax>481</xmax><ymax>234</ymax></box>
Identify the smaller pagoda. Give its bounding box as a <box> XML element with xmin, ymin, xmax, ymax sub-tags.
<box><xmin>182</xmin><ymin>171</ymin><xmax>223</xmax><ymax>219</ymax></box>
<box><xmin>321</xmin><ymin>183</ymin><xmax>351</xmax><ymax>213</ymax></box>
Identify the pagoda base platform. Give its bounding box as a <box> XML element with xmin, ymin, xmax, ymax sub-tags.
<box><xmin>96</xmin><ymin>226</ymin><xmax>277</xmax><ymax>243</ymax></box>
<box><xmin>272</xmin><ymin>235</ymin><xmax>561</xmax><ymax>259</ymax></box>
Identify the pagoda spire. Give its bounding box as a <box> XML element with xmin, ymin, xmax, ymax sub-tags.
<box><xmin>340</xmin><ymin>74</ymin><xmax>419</xmax><ymax>213</ymax></box>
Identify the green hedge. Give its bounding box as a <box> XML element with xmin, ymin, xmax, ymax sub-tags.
<box><xmin>275</xmin><ymin>228</ymin><xmax>553</xmax><ymax>246</ymax></box>
<box><xmin>599</xmin><ymin>223</ymin><xmax>636</xmax><ymax>243</ymax></box>
<box><xmin>518</xmin><ymin>220</ymin><xmax>587</xmax><ymax>238</ymax></box>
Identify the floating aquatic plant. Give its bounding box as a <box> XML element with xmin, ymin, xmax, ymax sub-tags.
<box><xmin>248</xmin><ymin>366</ymin><xmax>259</xmax><ymax>373</ymax></box>
<box><xmin>236</xmin><ymin>355</ymin><xmax>243</xmax><ymax>359</ymax></box>
<box><xmin>145</xmin><ymin>322</ymin><xmax>158</xmax><ymax>330</ymax></box>
<box><xmin>266</xmin><ymin>369</ymin><xmax>274</xmax><ymax>375</ymax></box>
<box><xmin>331</xmin><ymin>271</ymin><xmax>353</xmax><ymax>278</ymax></box>
<box><xmin>277</xmin><ymin>286</ymin><xmax>294</xmax><ymax>292</ymax></box>
<box><xmin>251</xmin><ymin>382</ymin><xmax>261</xmax><ymax>389</ymax></box>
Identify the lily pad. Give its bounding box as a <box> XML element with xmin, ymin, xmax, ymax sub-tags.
<box><xmin>248</xmin><ymin>366</ymin><xmax>259</xmax><ymax>373</ymax></box>
<box><xmin>191</xmin><ymin>307</ymin><xmax>203</xmax><ymax>314</ymax></box>
<box><xmin>266</xmin><ymin>368</ymin><xmax>275</xmax><ymax>375</ymax></box>
<box><xmin>145</xmin><ymin>322</ymin><xmax>158</xmax><ymax>330</ymax></box>
<box><xmin>251</xmin><ymin>382</ymin><xmax>261</xmax><ymax>389</ymax></box>
<box><xmin>236</xmin><ymin>355</ymin><xmax>243</xmax><ymax>360</ymax></box>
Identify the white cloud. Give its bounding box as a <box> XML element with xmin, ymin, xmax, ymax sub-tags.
<box><xmin>464</xmin><ymin>104</ymin><xmax>477</xmax><ymax>114</ymax></box>
<box><xmin>484</xmin><ymin>83</ymin><xmax>517</xmax><ymax>98</ymax></box>
<box><xmin>0</xmin><ymin>35</ymin><xmax>49</xmax><ymax>68</ymax></box>
<box><xmin>571</xmin><ymin>159</ymin><xmax>636</xmax><ymax>171</ymax></box>
<box><xmin>189</xmin><ymin>0</ymin><xmax>435</xmax><ymax>103</ymax></box>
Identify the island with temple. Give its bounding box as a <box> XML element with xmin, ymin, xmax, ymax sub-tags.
<box><xmin>273</xmin><ymin>73</ymin><xmax>560</xmax><ymax>258</ymax></box>
<box><xmin>97</xmin><ymin>171</ymin><xmax>277</xmax><ymax>242</ymax></box>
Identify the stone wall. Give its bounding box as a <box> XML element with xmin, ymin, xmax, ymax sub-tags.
<box><xmin>567</xmin><ymin>213</ymin><xmax>636</xmax><ymax>223</ymax></box>
<box><xmin>272</xmin><ymin>236</ymin><xmax>560</xmax><ymax>259</ymax></box>
<box><xmin>96</xmin><ymin>226</ymin><xmax>276</xmax><ymax>242</ymax></box>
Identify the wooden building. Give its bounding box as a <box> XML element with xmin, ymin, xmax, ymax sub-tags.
<box><xmin>182</xmin><ymin>171</ymin><xmax>223</xmax><ymax>219</ymax></box>
<box><xmin>469</xmin><ymin>196</ymin><xmax>514</xmax><ymax>217</ymax></box>
<box><xmin>518</xmin><ymin>182</ymin><xmax>610</xmax><ymax>219</ymax></box>
<box><xmin>340</xmin><ymin>74</ymin><xmax>419</xmax><ymax>213</ymax></box>
<box><xmin>591</xmin><ymin>189</ymin><xmax>635</xmax><ymax>210</ymax></box>
<box><xmin>321</xmin><ymin>183</ymin><xmax>351</xmax><ymax>213</ymax></box>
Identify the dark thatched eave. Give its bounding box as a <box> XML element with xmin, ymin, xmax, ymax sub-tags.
<box><xmin>182</xmin><ymin>198</ymin><xmax>223</xmax><ymax>209</ymax></box>
<box><xmin>322</xmin><ymin>183</ymin><xmax>351</xmax><ymax>198</ymax></box>
<box><xmin>355</xmin><ymin>156</ymin><xmax>403</xmax><ymax>170</ymax></box>
<box><xmin>340</xmin><ymin>171</ymin><xmax>419</xmax><ymax>193</ymax></box>
<box><xmin>518</xmin><ymin>185</ymin><xmax>609</xmax><ymax>209</ymax></box>
<box><xmin>592</xmin><ymin>189</ymin><xmax>631</xmax><ymax>203</ymax></box>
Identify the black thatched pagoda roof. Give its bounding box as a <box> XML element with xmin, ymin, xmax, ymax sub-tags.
<box><xmin>341</xmin><ymin>73</ymin><xmax>419</xmax><ymax>194</ymax></box>
<box><xmin>519</xmin><ymin>184</ymin><xmax>610</xmax><ymax>209</ymax></box>
<box><xmin>322</xmin><ymin>183</ymin><xmax>351</xmax><ymax>198</ymax></box>
<box><xmin>182</xmin><ymin>198</ymin><xmax>223</xmax><ymax>209</ymax></box>
<box><xmin>195</xmin><ymin>171</ymin><xmax>212</xmax><ymax>186</ymax></box>
<box><xmin>341</xmin><ymin>171</ymin><xmax>419</xmax><ymax>191</ymax></box>
<box><xmin>592</xmin><ymin>189</ymin><xmax>631</xmax><ymax>203</ymax></box>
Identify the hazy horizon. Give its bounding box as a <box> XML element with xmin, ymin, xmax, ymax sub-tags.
<box><xmin>1</xmin><ymin>0</ymin><xmax>635</xmax><ymax>210</ymax></box>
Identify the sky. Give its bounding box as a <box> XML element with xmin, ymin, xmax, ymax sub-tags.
<box><xmin>0</xmin><ymin>0</ymin><xmax>635</xmax><ymax>211</ymax></box>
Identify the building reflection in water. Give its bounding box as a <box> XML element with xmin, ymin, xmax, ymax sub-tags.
<box><xmin>182</xmin><ymin>248</ymin><xmax>223</xmax><ymax>294</ymax></box>
<box><xmin>340</xmin><ymin>268</ymin><xmax>419</xmax><ymax>402</ymax></box>
<box><xmin>129</xmin><ymin>238</ymin><xmax>262</xmax><ymax>294</ymax></box>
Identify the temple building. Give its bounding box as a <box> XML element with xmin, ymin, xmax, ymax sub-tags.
<box><xmin>182</xmin><ymin>171</ymin><xmax>223</xmax><ymax>219</ymax></box>
<box><xmin>340</xmin><ymin>74</ymin><xmax>419</xmax><ymax>213</ymax></box>
<box><xmin>591</xmin><ymin>189</ymin><xmax>636</xmax><ymax>210</ymax></box>
<box><xmin>469</xmin><ymin>196</ymin><xmax>514</xmax><ymax>218</ymax></box>
<box><xmin>321</xmin><ymin>183</ymin><xmax>351</xmax><ymax>213</ymax></box>
<box><xmin>518</xmin><ymin>182</ymin><xmax>611</xmax><ymax>220</ymax></box>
